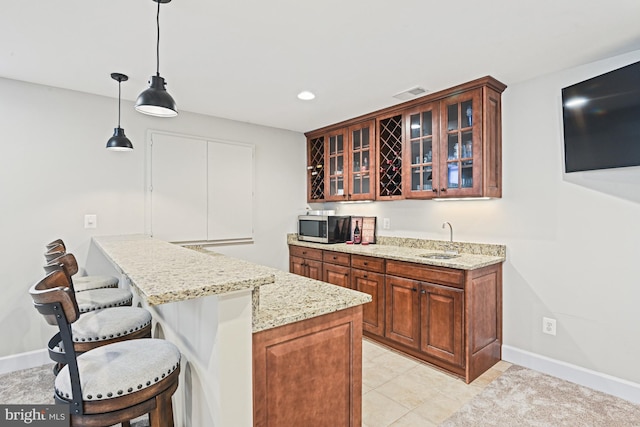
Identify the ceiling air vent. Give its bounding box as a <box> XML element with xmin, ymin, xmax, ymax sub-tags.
<box><xmin>393</xmin><ymin>86</ymin><xmax>428</xmax><ymax>101</ymax></box>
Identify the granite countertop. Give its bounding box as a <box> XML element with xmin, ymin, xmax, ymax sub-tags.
<box><xmin>92</xmin><ymin>235</ymin><xmax>276</xmax><ymax>305</ymax></box>
<box><xmin>288</xmin><ymin>234</ymin><xmax>506</xmax><ymax>270</ymax></box>
<box><xmin>250</xmin><ymin>268</ymin><xmax>372</xmax><ymax>332</ymax></box>
<box><xmin>93</xmin><ymin>235</ymin><xmax>372</xmax><ymax>333</ymax></box>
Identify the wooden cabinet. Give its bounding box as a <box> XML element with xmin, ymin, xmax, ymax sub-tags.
<box><xmin>351</xmin><ymin>255</ymin><xmax>385</xmax><ymax>336</ymax></box>
<box><xmin>305</xmin><ymin>76</ymin><xmax>506</xmax><ymax>201</ymax></box>
<box><xmin>384</xmin><ymin>275</ymin><xmax>420</xmax><ymax>349</ymax></box>
<box><xmin>253</xmin><ymin>306</ymin><xmax>363</xmax><ymax>427</ymax></box>
<box><xmin>288</xmin><ymin>244</ymin><xmax>502</xmax><ymax>383</ymax></box>
<box><xmin>289</xmin><ymin>246</ymin><xmax>323</xmax><ymax>281</ymax></box>
<box><xmin>307</xmin><ymin>121</ymin><xmax>376</xmax><ymax>202</ymax></box>
<box><xmin>323</xmin><ymin>250</ymin><xmax>351</xmax><ymax>288</ymax></box>
<box><xmin>419</xmin><ymin>282</ymin><xmax>464</xmax><ymax>367</ymax></box>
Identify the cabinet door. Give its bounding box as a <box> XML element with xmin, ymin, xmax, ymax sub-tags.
<box><xmin>377</xmin><ymin>113</ymin><xmax>404</xmax><ymax>200</ymax></box>
<box><xmin>404</xmin><ymin>103</ymin><xmax>440</xmax><ymax>199</ymax></box>
<box><xmin>325</xmin><ymin>129</ymin><xmax>348</xmax><ymax>201</ymax></box>
<box><xmin>306</xmin><ymin>259</ymin><xmax>323</xmax><ymax>281</ymax></box>
<box><xmin>385</xmin><ymin>276</ymin><xmax>420</xmax><ymax>349</ymax></box>
<box><xmin>419</xmin><ymin>283</ymin><xmax>464</xmax><ymax>367</ymax></box>
<box><xmin>348</xmin><ymin>121</ymin><xmax>376</xmax><ymax>201</ymax></box>
<box><xmin>323</xmin><ymin>263</ymin><xmax>351</xmax><ymax>289</ymax></box>
<box><xmin>289</xmin><ymin>255</ymin><xmax>307</xmax><ymax>277</ymax></box>
<box><xmin>352</xmin><ymin>269</ymin><xmax>385</xmax><ymax>336</ymax></box>
<box><xmin>438</xmin><ymin>89</ymin><xmax>483</xmax><ymax>197</ymax></box>
<box><xmin>307</xmin><ymin>136</ymin><xmax>325</xmax><ymax>202</ymax></box>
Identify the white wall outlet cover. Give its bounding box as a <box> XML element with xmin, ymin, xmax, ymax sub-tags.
<box><xmin>542</xmin><ymin>317</ymin><xmax>557</xmax><ymax>336</ymax></box>
<box><xmin>84</xmin><ymin>214</ymin><xmax>97</xmax><ymax>229</ymax></box>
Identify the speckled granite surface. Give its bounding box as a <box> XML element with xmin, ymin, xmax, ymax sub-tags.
<box><xmin>288</xmin><ymin>234</ymin><xmax>505</xmax><ymax>270</ymax></box>
<box><xmin>93</xmin><ymin>235</ymin><xmax>371</xmax><ymax>333</ymax></box>
<box><xmin>251</xmin><ymin>269</ymin><xmax>371</xmax><ymax>332</ymax></box>
<box><xmin>92</xmin><ymin>235</ymin><xmax>276</xmax><ymax>305</ymax></box>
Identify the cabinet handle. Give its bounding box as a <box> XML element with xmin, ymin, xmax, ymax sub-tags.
<box><xmin>333</xmin><ymin>256</ymin><xmax>337</xmax><ymax>260</ymax></box>
<box><xmin>433</xmin><ymin>188</ymin><xmax>438</xmax><ymax>193</ymax></box>
<box><xmin>440</xmin><ymin>188</ymin><xmax>447</xmax><ymax>192</ymax></box>
<box><xmin>363</xmin><ymin>274</ymin><xmax>368</xmax><ymax>278</ymax></box>
<box><xmin>363</xmin><ymin>262</ymin><xmax>368</xmax><ymax>266</ymax></box>
<box><xmin>302</xmin><ymin>251</ymin><xmax>307</xmax><ymax>255</ymax></box>
<box><xmin>420</xmin><ymin>289</ymin><xmax>426</xmax><ymax>294</ymax></box>
<box><xmin>412</xmin><ymin>288</ymin><xmax>417</xmax><ymax>292</ymax></box>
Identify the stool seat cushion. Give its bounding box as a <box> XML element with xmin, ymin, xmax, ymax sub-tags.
<box><xmin>75</xmin><ymin>289</ymin><xmax>133</xmax><ymax>313</ymax></box>
<box><xmin>72</xmin><ymin>307</ymin><xmax>152</xmax><ymax>342</ymax></box>
<box><xmin>73</xmin><ymin>275</ymin><xmax>119</xmax><ymax>292</ymax></box>
<box><xmin>55</xmin><ymin>339</ymin><xmax>181</xmax><ymax>401</ymax></box>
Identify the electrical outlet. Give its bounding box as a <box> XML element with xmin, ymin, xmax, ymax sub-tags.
<box><xmin>542</xmin><ymin>317</ymin><xmax>556</xmax><ymax>336</ymax></box>
<box><xmin>84</xmin><ymin>214</ymin><xmax>97</xmax><ymax>229</ymax></box>
<box><xmin>383</xmin><ymin>218</ymin><xmax>390</xmax><ymax>229</ymax></box>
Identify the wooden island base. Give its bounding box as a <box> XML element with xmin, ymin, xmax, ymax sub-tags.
<box><xmin>253</xmin><ymin>306</ymin><xmax>363</xmax><ymax>427</ymax></box>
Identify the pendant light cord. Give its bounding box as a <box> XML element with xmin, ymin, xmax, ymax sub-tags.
<box><xmin>156</xmin><ymin>0</ymin><xmax>161</xmax><ymax>77</ymax></box>
<box><xmin>117</xmin><ymin>80</ymin><xmax>122</xmax><ymax>127</ymax></box>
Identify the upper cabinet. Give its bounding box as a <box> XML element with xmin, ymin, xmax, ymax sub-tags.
<box><xmin>305</xmin><ymin>76</ymin><xmax>506</xmax><ymax>202</ymax></box>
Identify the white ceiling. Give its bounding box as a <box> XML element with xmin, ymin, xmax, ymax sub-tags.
<box><xmin>2</xmin><ymin>0</ymin><xmax>640</xmax><ymax>133</ymax></box>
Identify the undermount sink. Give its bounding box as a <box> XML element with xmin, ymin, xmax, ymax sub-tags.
<box><xmin>419</xmin><ymin>252</ymin><xmax>461</xmax><ymax>260</ymax></box>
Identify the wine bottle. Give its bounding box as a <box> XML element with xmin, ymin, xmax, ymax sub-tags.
<box><xmin>353</xmin><ymin>220</ymin><xmax>361</xmax><ymax>244</ymax></box>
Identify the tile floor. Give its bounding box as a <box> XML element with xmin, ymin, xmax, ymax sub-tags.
<box><xmin>361</xmin><ymin>338</ymin><xmax>512</xmax><ymax>427</ymax></box>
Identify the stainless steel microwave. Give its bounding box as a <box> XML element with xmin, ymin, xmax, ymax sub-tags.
<box><xmin>297</xmin><ymin>215</ymin><xmax>351</xmax><ymax>244</ymax></box>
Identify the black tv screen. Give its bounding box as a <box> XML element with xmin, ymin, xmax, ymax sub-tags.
<box><xmin>561</xmin><ymin>60</ymin><xmax>640</xmax><ymax>173</ymax></box>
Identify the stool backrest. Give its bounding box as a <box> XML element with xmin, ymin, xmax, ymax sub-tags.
<box><xmin>46</xmin><ymin>239</ymin><xmax>66</xmax><ymax>251</ymax></box>
<box><xmin>45</xmin><ymin>253</ymin><xmax>80</xmax><ymax>277</ymax></box>
<box><xmin>44</xmin><ymin>247</ymin><xmax>66</xmax><ymax>262</ymax></box>
<box><xmin>30</xmin><ymin>270</ymin><xmax>80</xmax><ymax>325</ymax></box>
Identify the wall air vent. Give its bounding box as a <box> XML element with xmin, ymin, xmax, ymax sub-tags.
<box><xmin>393</xmin><ymin>86</ymin><xmax>428</xmax><ymax>101</ymax></box>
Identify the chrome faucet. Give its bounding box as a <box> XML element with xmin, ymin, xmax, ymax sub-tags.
<box><xmin>442</xmin><ymin>222</ymin><xmax>453</xmax><ymax>242</ymax></box>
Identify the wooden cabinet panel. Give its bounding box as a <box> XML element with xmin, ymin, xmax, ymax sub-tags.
<box><xmin>289</xmin><ymin>246</ymin><xmax>323</xmax><ymax>261</ymax></box>
<box><xmin>323</xmin><ymin>251</ymin><xmax>351</xmax><ymax>267</ymax></box>
<box><xmin>384</xmin><ymin>276</ymin><xmax>420</xmax><ymax>349</ymax></box>
<box><xmin>386</xmin><ymin>260</ymin><xmax>464</xmax><ymax>288</ymax></box>
<box><xmin>323</xmin><ymin>263</ymin><xmax>351</xmax><ymax>289</ymax></box>
<box><xmin>351</xmin><ymin>255</ymin><xmax>385</xmax><ymax>273</ymax></box>
<box><xmin>289</xmin><ymin>256</ymin><xmax>306</xmax><ymax>277</ymax></box>
<box><xmin>306</xmin><ymin>259</ymin><xmax>323</xmax><ymax>281</ymax></box>
<box><xmin>253</xmin><ymin>307</ymin><xmax>363</xmax><ymax>427</ymax></box>
<box><xmin>352</xmin><ymin>269</ymin><xmax>385</xmax><ymax>336</ymax></box>
<box><xmin>420</xmin><ymin>283</ymin><xmax>463</xmax><ymax>367</ymax></box>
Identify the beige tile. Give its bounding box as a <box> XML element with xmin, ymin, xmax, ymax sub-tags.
<box><xmin>492</xmin><ymin>359</ymin><xmax>512</xmax><ymax>372</ymax></box>
<box><xmin>362</xmin><ymin>390</ymin><xmax>411</xmax><ymax>427</ymax></box>
<box><xmin>363</xmin><ymin>338</ymin><xmax>388</xmax><ymax>361</ymax></box>
<box><xmin>362</xmin><ymin>349</ymin><xmax>420</xmax><ymax>389</ymax></box>
<box><xmin>390</xmin><ymin>410</ymin><xmax>438</xmax><ymax>427</ymax></box>
<box><xmin>435</xmin><ymin>378</ymin><xmax>484</xmax><ymax>405</ymax></box>
<box><xmin>411</xmin><ymin>392</ymin><xmax>465</xmax><ymax>424</ymax></box>
<box><xmin>375</xmin><ymin>368</ymin><xmax>445</xmax><ymax>410</ymax></box>
<box><xmin>470</xmin><ymin>365</ymin><xmax>504</xmax><ymax>387</ymax></box>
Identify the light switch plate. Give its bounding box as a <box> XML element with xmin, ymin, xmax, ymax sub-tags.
<box><xmin>84</xmin><ymin>214</ymin><xmax>97</xmax><ymax>229</ymax></box>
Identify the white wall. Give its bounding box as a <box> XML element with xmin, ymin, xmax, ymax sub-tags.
<box><xmin>321</xmin><ymin>49</ymin><xmax>640</xmax><ymax>386</ymax></box>
<box><xmin>0</xmin><ymin>77</ymin><xmax>305</xmax><ymax>358</ymax></box>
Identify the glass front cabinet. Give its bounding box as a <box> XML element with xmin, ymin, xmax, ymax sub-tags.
<box><xmin>305</xmin><ymin>77</ymin><xmax>505</xmax><ymax>202</ymax></box>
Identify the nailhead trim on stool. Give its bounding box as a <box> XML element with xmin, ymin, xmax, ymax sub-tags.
<box><xmin>71</xmin><ymin>307</ymin><xmax>152</xmax><ymax>342</ymax></box>
<box><xmin>54</xmin><ymin>339</ymin><xmax>181</xmax><ymax>401</ymax></box>
<box><xmin>75</xmin><ymin>288</ymin><xmax>133</xmax><ymax>313</ymax></box>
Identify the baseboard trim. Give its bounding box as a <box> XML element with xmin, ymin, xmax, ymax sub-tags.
<box><xmin>502</xmin><ymin>345</ymin><xmax>640</xmax><ymax>404</ymax></box>
<box><xmin>0</xmin><ymin>349</ymin><xmax>50</xmax><ymax>376</ymax></box>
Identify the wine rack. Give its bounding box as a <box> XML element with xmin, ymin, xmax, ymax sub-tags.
<box><xmin>378</xmin><ymin>115</ymin><xmax>403</xmax><ymax>197</ymax></box>
<box><xmin>308</xmin><ymin>136</ymin><xmax>325</xmax><ymax>200</ymax></box>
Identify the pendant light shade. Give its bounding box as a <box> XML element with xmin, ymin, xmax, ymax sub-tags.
<box><xmin>135</xmin><ymin>0</ymin><xmax>177</xmax><ymax>117</ymax></box>
<box><xmin>107</xmin><ymin>73</ymin><xmax>134</xmax><ymax>151</ymax></box>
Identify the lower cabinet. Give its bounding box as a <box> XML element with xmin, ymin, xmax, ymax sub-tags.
<box><xmin>288</xmin><ymin>245</ymin><xmax>502</xmax><ymax>383</ymax></box>
<box><xmin>253</xmin><ymin>306</ymin><xmax>363</xmax><ymax>426</ymax></box>
<box><xmin>419</xmin><ymin>282</ymin><xmax>464</xmax><ymax>367</ymax></box>
<box><xmin>384</xmin><ymin>275</ymin><xmax>420</xmax><ymax>349</ymax></box>
<box><xmin>289</xmin><ymin>246</ymin><xmax>323</xmax><ymax>281</ymax></box>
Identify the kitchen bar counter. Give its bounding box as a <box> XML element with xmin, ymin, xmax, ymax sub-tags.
<box><xmin>288</xmin><ymin>234</ymin><xmax>506</xmax><ymax>270</ymax></box>
<box><xmin>91</xmin><ymin>234</ymin><xmax>370</xmax><ymax>426</ymax></box>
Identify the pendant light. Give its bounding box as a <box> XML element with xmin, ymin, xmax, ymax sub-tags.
<box><xmin>106</xmin><ymin>73</ymin><xmax>134</xmax><ymax>151</ymax></box>
<box><xmin>135</xmin><ymin>0</ymin><xmax>177</xmax><ymax>117</ymax></box>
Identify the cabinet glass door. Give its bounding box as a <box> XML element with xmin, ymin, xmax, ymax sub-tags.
<box><xmin>349</xmin><ymin>122</ymin><xmax>374</xmax><ymax>200</ymax></box>
<box><xmin>440</xmin><ymin>89</ymin><xmax>481</xmax><ymax>196</ymax></box>
<box><xmin>327</xmin><ymin>132</ymin><xmax>346</xmax><ymax>199</ymax></box>
<box><xmin>404</xmin><ymin>104</ymin><xmax>438</xmax><ymax>198</ymax></box>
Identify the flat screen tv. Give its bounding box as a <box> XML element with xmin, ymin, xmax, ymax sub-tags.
<box><xmin>561</xmin><ymin>60</ymin><xmax>640</xmax><ymax>173</ymax></box>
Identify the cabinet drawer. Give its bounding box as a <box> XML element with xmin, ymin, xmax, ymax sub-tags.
<box><xmin>386</xmin><ymin>260</ymin><xmax>464</xmax><ymax>289</ymax></box>
<box><xmin>323</xmin><ymin>251</ymin><xmax>351</xmax><ymax>267</ymax></box>
<box><xmin>351</xmin><ymin>255</ymin><xmax>385</xmax><ymax>273</ymax></box>
<box><xmin>289</xmin><ymin>245</ymin><xmax>323</xmax><ymax>261</ymax></box>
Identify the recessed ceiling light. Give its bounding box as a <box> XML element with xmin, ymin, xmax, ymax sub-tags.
<box><xmin>297</xmin><ymin>91</ymin><xmax>316</xmax><ymax>100</ymax></box>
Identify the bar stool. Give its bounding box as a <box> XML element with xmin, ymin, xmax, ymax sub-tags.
<box><xmin>44</xmin><ymin>241</ymin><xmax>119</xmax><ymax>292</ymax></box>
<box><xmin>30</xmin><ymin>270</ymin><xmax>180</xmax><ymax>427</ymax></box>
<box><xmin>44</xmin><ymin>256</ymin><xmax>133</xmax><ymax>313</ymax></box>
